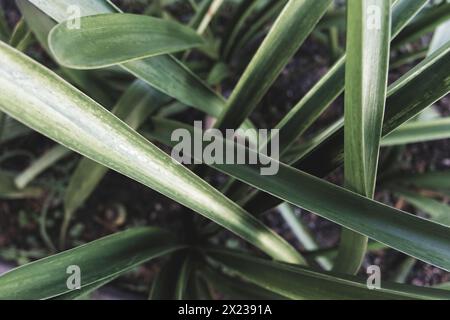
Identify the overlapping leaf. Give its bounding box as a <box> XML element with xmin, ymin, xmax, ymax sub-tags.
<box><xmin>0</xmin><ymin>227</ymin><xmax>182</xmax><ymax>299</ymax></box>
<box><xmin>0</xmin><ymin>41</ymin><xmax>302</xmax><ymax>264</ymax></box>
<box><xmin>206</xmin><ymin>249</ymin><xmax>450</xmax><ymax>300</ymax></box>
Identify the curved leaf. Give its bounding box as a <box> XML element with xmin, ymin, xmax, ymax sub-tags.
<box><xmin>25</xmin><ymin>0</ymin><xmax>229</xmax><ymax>119</ymax></box>
<box><xmin>15</xmin><ymin>144</ymin><xmax>71</xmax><ymax>189</ymax></box>
<box><xmin>143</xmin><ymin>117</ymin><xmax>450</xmax><ymax>271</ymax></box>
<box><xmin>214</xmin><ymin>0</ymin><xmax>332</xmax><ymax>131</ymax></box>
<box><xmin>245</xmin><ymin>39</ymin><xmax>450</xmax><ymax>214</ymax></box>
<box><xmin>0</xmin><ymin>227</ymin><xmax>182</xmax><ymax>299</ymax></box>
<box><xmin>0</xmin><ymin>41</ymin><xmax>302</xmax><ymax>264</ymax></box>
<box><xmin>206</xmin><ymin>249</ymin><xmax>450</xmax><ymax>300</ymax></box>
<box><xmin>62</xmin><ymin>81</ymin><xmax>170</xmax><ymax>239</ymax></box>
<box><xmin>49</xmin><ymin>13</ymin><xmax>204</xmax><ymax>69</ymax></box>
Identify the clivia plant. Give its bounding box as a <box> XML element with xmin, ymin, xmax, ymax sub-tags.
<box><xmin>0</xmin><ymin>0</ymin><xmax>449</xmax><ymax>300</ymax></box>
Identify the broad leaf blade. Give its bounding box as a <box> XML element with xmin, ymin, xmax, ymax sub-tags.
<box><xmin>49</xmin><ymin>13</ymin><xmax>205</xmax><ymax>69</ymax></box>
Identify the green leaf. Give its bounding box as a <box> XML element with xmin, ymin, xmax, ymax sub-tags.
<box><xmin>121</xmin><ymin>55</ymin><xmax>225</xmax><ymax>117</ymax></box>
<box><xmin>15</xmin><ymin>145</ymin><xmax>71</xmax><ymax>189</ymax></box>
<box><xmin>0</xmin><ymin>117</ymin><xmax>31</xmax><ymax>144</ymax></box>
<box><xmin>202</xmin><ymin>266</ymin><xmax>286</xmax><ymax>300</ymax></box>
<box><xmin>53</xmin><ymin>275</ymin><xmax>118</xmax><ymax>300</ymax></box>
<box><xmin>393</xmin><ymin>2</ymin><xmax>450</xmax><ymax>48</ymax></box>
<box><xmin>304</xmin><ymin>241</ymin><xmax>389</xmax><ymax>261</ymax></box>
<box><xmin>296</xmin><ymin>41</ymin><xmax>450</xmax><ymax>175</ymax></box>
<box><xmin>0</xmin><ymin>171</ymin><xmax>42</xmax><ymax>199</ymax></box>
<box><xmin>394</xmin><ymin>189</ymin><xmax>450</xmax><ymax>227</ymax></box>
<box><xmin>435</xmin><ymin>282</ymin><xmax>450</xmax><ymax>290</ymax></box>
<box><xmin>49</xmin><ymin>13</ymin><xmax>205</xmax><ymax>69</ymax></box>
<box><xmin>0</xmin><ymin>6</ymin><xmax>10</xmax><ymax>41</ymax></box>
<box><xmin>344</xmin><ymin>0</ymin><xmax>391</xmax><ymax>198</ymax></box>
<box><xmin>188</xmin><ymin>0</ymin><xmax>213</xmax><ymax>30</ymax></box>
<box><xmin>16</xmin><ymin>0</ymin><xmax>116</xmax><ymax>108</ymax></box>
<box><xmin>245</xmin><ymin>39</ymin><xmax>450</xmax><ymax>214</ymax></box>
<box><xmin>0</xmin><ymin>227</ymin><xmax>182</xmax><ymax>299</ymax></box>
<box><xmin>20</xmin><ymin>0</ymin><xmax>234</xmax><ymax>123</ymax></box>
<box><xmin>24</xmin><ymin>0</ymin><xmax>231</xmax><ymax>120</ymax></box>
<box><xmin>278</xmin><ymin>203</ymin><xmax>332</xmax><ymax>270</ymax></box>
<box><xmin>149</xmin><ymin>252</ymin><xmax>190</xmax><ymax>300</ymax></box>
<box><xmin>206</xmin><ymin>249</ymin><xmax>450</xmax><ymax>299</ymax></box>
<box><xmin>208</xmin><ymin>0</ymin><xmax>426</xmax><ymax>210</ymax></box>
<box><xmin>221</xmin><ymin>0</ymin><xmax>259</xmax><ymax>58</ymax></box>
<box><xmin>175</xmin><ymin>253</ymin><xmax>196</xmax><ymax>300</ymax></box>
<box><xmin>273</xmin><ymin>0</ymin><xmax>427</xmax><ymax>156</ymax></box>
<box><xmin>390</xmin><ymin>171</ymin><xmax>450</xmax><ymax>191</ymax></box>
<box><xmin>390</xmin><ymin>256</ymin><xmax>417</xmax><ymax>283</ymax></box>
<box><xmin>334</xmin><ymin>0</ymin><xmax>391</xmax><ymax>275</ymax></box>
<box><xmin>143</xmin><ymin>117</ymin><xmax>450</xmax><ymax>271</ymax></box>
<box><xmin>195</xmin><ymin>0</ymin><xmax>224</xmax><ymax>35</ymax></box>
<box><xmin>229</xmin><ymin>0</ymin><xmax>288</xmax><ymax>62</ymax></box>
<box><xmin>206</xmin><ymin>62</ymin><xmax>230</xmax><ymax>86</ymax></box>
<box><xmin>62</xmin><ymin>80</ymin><xmax>170</xmax><ymax>239</ymax></box>
<box><xmin>381</xmin><ymin>117</ymin><xmax>450</xmax><ymax>146</ymax></box>
<box><xmin>27</xmin><ymin>0</ymin><xmax>120</xmax><ymax>22</ymax></box>
<box><xmin>9</xmin><ymin>18</ymin><xmax>32</xmax><ymax>51</ymax></box>
<box><xmin>429</xmin><ymin>20</ymin><xmax>450</xmax><ymax>55</ymax></box>
<box><xmin>0</xmin><ymin>41</ymin><xmax>302</xmax><ymax>264</ymax></box>
<box><xmin>214</xmin><ymin>0</ymin><xmax>332</xmax><ymax>131</ymax></box>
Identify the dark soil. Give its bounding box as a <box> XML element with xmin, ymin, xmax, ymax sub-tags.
<box><xmin>0</xmin><ymin>0</ymin><xmax>449</xmax><ymax>298</ymax></box>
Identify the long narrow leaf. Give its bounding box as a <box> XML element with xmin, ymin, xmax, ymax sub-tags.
<box><xmin>214</xmin><ymin>0</ymin><xmax>332</xmax><ymax>131</ymax></box>
<box><xmin>143</xmin><ymin>118</ymin><xmax>450</xmax><ymax>271</ymax></box>
<box><xmin>245</xmin><ymin>39</ymin><xmax>450</xmax><ymax>214</ymax></box>
<box><xmin>0</xmin><ymin>41</ymin><xmax>303</xmax><ymax>264</ymax></box>
<box><xmin>0</xmin><ymin>227</ymin><xmax>182</xmax><ymax>299</ymax></box>
<box><xmin>62</xmin><ymin>81</ymin><xmax>170</xmax><ymax>238</ymax></box>
<box><xmin>25</xmin><ymin>0</ymin><xmax>230</xmax><ymax>120</ymax></box>
<box><xmin>273</xmin><ymin>0</ymin><xmax>427</xmax><ymax>155</ymax></box>
<box><xmin>381</xmin><ymin>117</ymin><xmax>450</xmax><ymax>146</ymax></box>
<box><xmin>206</xmin><ymin>249</ymin><xmax>450</xmax><ymax>300</ymax></box>
<box><xmin>222</xmin><ymin>0</ymin><xmax>429</xmax><ymax>200</ymax></box>
<box><xmin>335</xmin><ymin>0</ymin><xmax>391</xmax><ymax>274</ymax></box>
<box><xmin>15</xmin><ymin>145</ymin><xmax>71</xmax><ymax>189</ymax></box>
